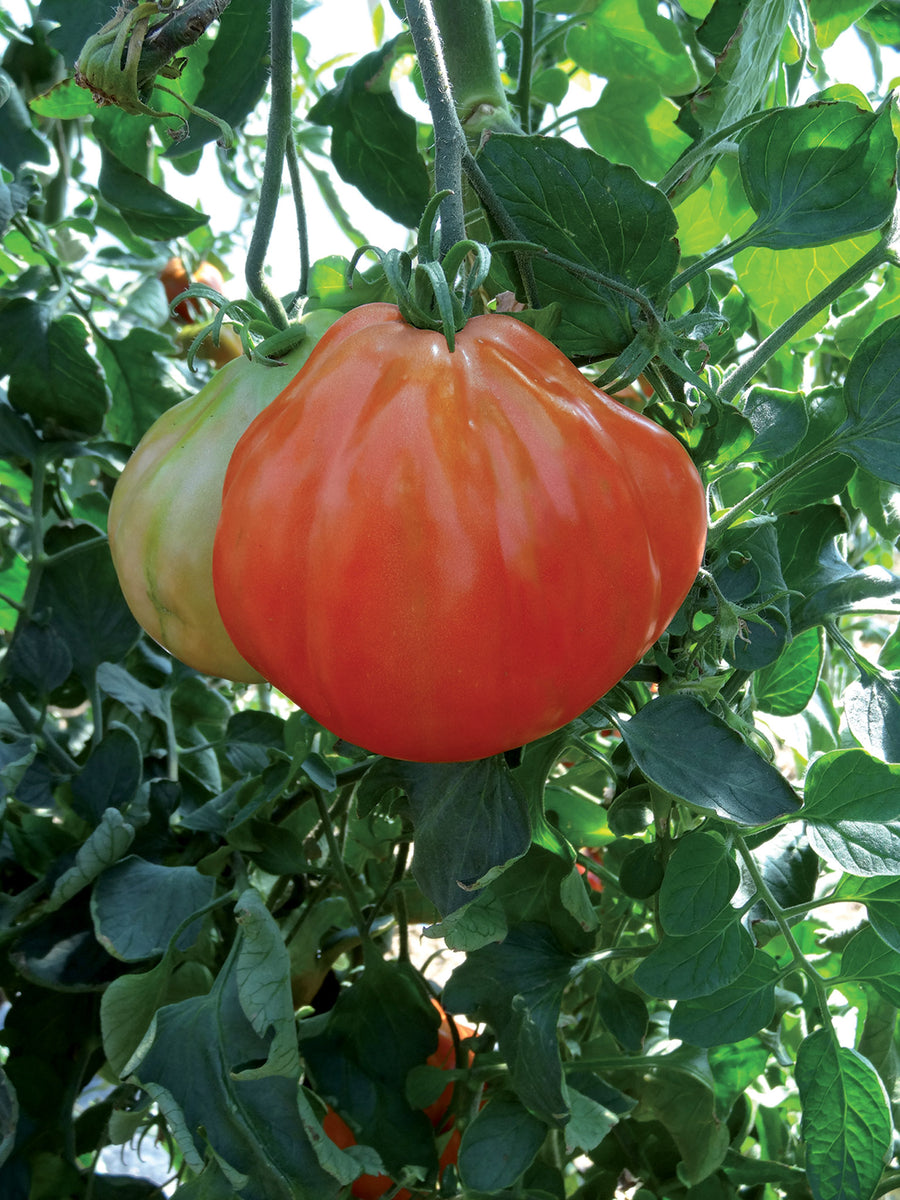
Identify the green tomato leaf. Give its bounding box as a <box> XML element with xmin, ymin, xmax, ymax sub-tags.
<box><xmin>48</xmin><ymin>808</ymin><xmax>136</xmax><ymax>911</ymax></box>
<box><xmin>131</xmin><ymin>941</ymin><xmax>340</xmax><ymax>1200</ymax></box>
<box><xmin>577</xmin><ymin>80</ymin><xmax>691</xmax><ymax>182</ymax></box>
<box><xmin>36</xmin><ymin>527</ymin><xmax>140</xmax><ymax>683</ymax></box>
<box><xmin>634</xmin><ymin>910</ymin><xmax>755</xmax><ymax>1000</ymax></box>
<box><xmin>742</xmin><ymin>385</ymin><xmax>809</xmax><ymax>461</ymax></box>
<box><xmin>458</xmin><ymin>1094</ymin><xmax>547</xmax><ymax>1192</ymax></box>
<box><xmin>95</xmin><ymin>138</ymin><xmax>209</xmax><ymax>240</ymax></box>
<box><xmin>1</xmin><ymin>69</ymin><xmax>52</xmax><ymax>172</ymax></box>
<box><xmin>619</xmin><ymin>694</ymin><xmax>800</xmax><ymax>824</ymax></box>
<box><xmin>565</xmin><ymin>1077</ymin><xmax>633</xmax><ymax>1152</ymax></box>
<box><xmin>658</xmin><ymin>830</ymin><xmax>740</xmax><ymax>936</ymax></box>
<box><xmin>594</xmin><ymin>969</ymin><xmax>649</xmax><ymax>1052</ymax></box>
<box><xmin>836</xmin><ymin>877</ymin><xmax>900</xmax><ymax>953</ymax></box>
<box><xmin>164</xmin><ymin>0</ymin><xmax>271</xmax><ymax>158</ymax></box>
<box><xmin>672</xmin><ymin>159</ymin><xmax>752</xmax><ymax>258</ymax></box>
<box><xmin>40</xmin><ymin>0</ymin><xmax>115</xmax><ymax>68</ymax></box>
<box><xmin>739</xmin><ymin>100</ymin><xmax>897</xmax><ymax>249</ymax></box>
<box><xmin>776</xmin><ymin>505</ymin><xmax>900</xmax><ymax>633</ymax></box>
<box><xmin>754</xmin><ymin>628</ymin><xmax>823</xmax><ymax>717</ymax></box>
<box><xmin>98</xmin><ymin>327</ymin><xmax>192</xmax><ymax>446</ymax></box>
<box><xmin>0</xmin><ymin>1067</ymin><xmax>17</xmax><ymax>1171</ymax></box>
<box><xmin>70</xmin><ymin>726</ymin><xmax>144</xmax><ymax>825</ymax></box>
<box><xmin>669</xmin><ymin>953</ymin><xmax>780</xmax><ymax>1047</ymax></box>
<box><xmin>231</xmin><ymin>889</ymin><xmax>301</xmax><ymax>1080</ymax></box>
<box><xmin>734</xmin><ymin>236</ymin><xmax>880</xmax><ymax>339</ymax></box>
<box><xmin>844</xmin><ymin>674</ymin><xmax>900</xmax><ymax>762</ymax></box>
<box><xmin>3</xmin><ymin>619</ymin><xmax>73</xmax><ymax>698</ymax></box>
<box><xmin>299</xmin><ymin>957</ymin><xmax>439</xmax><ymax>1181</ymax></box>
<box><xmin>361</xmin><ymin>756</ymin><xmax>531</xmax><ymax>916</ymax></box>
<box><xmin>28</xmin><ymin>76</ymin><xmax>97</xmax><ymax>120</ymax></box>
<box><xmin>479</xmin><ymin>133</ymin><xmax>678</xmax><ymax>358</ymax></box>
<box><xmin>842</xmin><ymin>924</ymin><xmax>900</xmax><ymax>1003</ymax></box>
<box><xmin>804</xmin><ymin>750</ymin><xmax>900</xmax><ymax>876</ymax></box>
<box><xmin>796</xmin><ymin>1027</ymin><xmax>892</xmax><ymax>1200</ymax></box>
<box><xmin>0</xmin><ymin>298</ymin><xmax>109</xmax><ymax>436</ymax></box>
<box><xmin>669</xmin><ymin>0</ymin><xmax>793</xmax><ymax>199</ymax></box>
<box><xmin>838</xmin><ymin>312</ymin><xmax>900</xmax><ymax>485</ymax></box>
<box><xmin>566</xmin><ymin>0</ymin><xmax>700</xmax><ymax>96</ymax></box>
<box><xmin>625</xmin><ymin>1050</ymin><xmax>730</xmax><ymax>1184</ymax></box>
<box><xmin>101</xmin><ymin>949</ymin><xmax>179</xmax><ymax>1077</ymax></box>
<box><xmin>308</xmin><ymin>36</ymin><xmax>429</xmax><ymax>227</ymax></box>
<box><xmin>443</xmin><ymin>924</ymin><xmax>578</xmax><ymax>1126</ymax></box>
<box><xmin>92</xmin><ymin>855</ymin><xmax>215</xmax><ymax>961</ymax></box>
<box><xmin>807</xmin><ymin>0</ymin><xmax>880</xmax><ymax>47</ymax></box>
<box><xmin>95</xmin><ymin>662</ymin><xmax>171</xmax><ymax>725</ymax></box>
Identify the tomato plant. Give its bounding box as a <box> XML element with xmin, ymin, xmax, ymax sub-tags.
<box><xmin>213</xmin><ymin>302</ymin><xmax>707</xmax><ymax>761</ymax></box>
<box><xmin>4</xmin><ymin>2</ymin><xmax>900</xmax><ymax>1199</ymax></box>
<box><xmin>109</xmin><ymin>311</ymin><xmax>340</xmax><ymax>680</ymax></box>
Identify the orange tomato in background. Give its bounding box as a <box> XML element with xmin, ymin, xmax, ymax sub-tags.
<box><xmin>160</xmin><ymin>256</ymin><xmax>227</xmax><ymax>322</ymax></box>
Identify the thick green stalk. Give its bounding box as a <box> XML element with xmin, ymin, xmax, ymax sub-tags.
<box><xmin>429</xmin><ymin>0</ymin><xmax>519</xmax><ymax>139</ymax></box>
<box><xmin>511</xmin><ymin>0</ymin><xmax>535</xmax><ymax>131</ymax></box>
<box><xmin>405</xmin><ymin>0</ymin><xmax>467</xmax><ymax>251</ymax></box>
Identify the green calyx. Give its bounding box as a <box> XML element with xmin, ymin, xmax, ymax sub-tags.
<box><xmin>74</xmin><ymin>1</ymin><xmax>233</xmax><ymax>146</ymax></box>
<box><xmin>349</xmin><ymin>190</ymin><xmax>491</xmax><ymax>351</ymax></box>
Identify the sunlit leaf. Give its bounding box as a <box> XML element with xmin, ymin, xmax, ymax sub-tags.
<box><xmin>804</xmin><ymin>749</ymin><xmax>900</xmax><ymax>875</ymax></box>
<box><xmin>578</xmin><ymin>80</ymin><xmax>690</xmax><ymax>182</ymax></box>
<box><xmin>796</xmin><ymin>1027</ymin><xmax>892</xmax><ymax>1200</ymax></box>
<box><xmin>479</xmin><ymin>133</ymin><xmax>678</xmax><ymax>357</ymax></box>
<box><xmin>739</xmin><ymin>100</ymin><xmax>897</xmax><ymax>249</ymax></box>
<box><xmin>566</xmin><ymin>0</ymin><xmax>700</xmax><ymax>96</ymax></box>
<box><xmin>755</xmin><ymin>628</ymin><xmax>823</xmax><ymax>717</ymax></box>
<box><xmin>734</xmin><ymin>236</ymin><xmax>880</xmax><ymax>339</ymax></box>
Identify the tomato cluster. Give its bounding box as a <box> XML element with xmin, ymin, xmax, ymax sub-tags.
<box><xmin>112</xmin><ymin>301</ymin><xmax>707</xmax><ymax>763</ymax></box>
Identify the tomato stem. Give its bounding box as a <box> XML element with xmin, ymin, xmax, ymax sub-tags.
<box><xmin>243</xmin><ymin>0</ymin><xmax>293</xmax><ymax>330</ymax></box>
<box><xmin>511</xmin><ymin>0</ymin><xmax>535</xmax><ymax>131</ymax></box>
<box><xmin>404</xmin><ymin>0</ymin><xmax>467</xmax><ymax>254</ymax></box>
<box><xmin>429</xmin><ymin>0</ymin><xmax>520</xmax><ymax>140</ymax></box>
<box><xmin>715</xmin><ymin>240</ymin><xmax>889</xmax><ymax>406</ymax></box>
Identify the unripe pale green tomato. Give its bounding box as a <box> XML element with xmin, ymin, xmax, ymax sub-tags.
<box><xmin>108</xmin><ymin>310</ymin><xmax>341</xmax><ymax>681</ymax></box>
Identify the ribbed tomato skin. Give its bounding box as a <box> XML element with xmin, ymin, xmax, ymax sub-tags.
<box><xmin>213</xmin><ymin>303</ymin><xmax>706</xmax><ymax>761</ymax></box>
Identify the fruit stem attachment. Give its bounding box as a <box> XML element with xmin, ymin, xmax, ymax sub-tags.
<box><xmin>349</xmin><ymin>192</ymin><xmax>491</xmax><ymax>351</ymax></box>
<box><xmin>352</xmin><ymin>193</ymin><xmax>494</xmax><ymax>350</ymax></box>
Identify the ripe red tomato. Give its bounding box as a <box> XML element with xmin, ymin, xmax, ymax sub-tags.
<box><xmin>213</xmin><ymin>303</ymin><xmax>707</xmax><ymax>761</ymax></box>
<box><xmin>108</xmin><ymin>311</ymin><xmax>340</xmax><ymax>681</ymax></box>
<box><xmin>321</xmin><ymin>1110</ymin><xmax>461</xmax><ymax>1200</ymax></box>
<box><xmin>161</xmin><ymin>256</ymin><xmax>226</xmax><ymax>322</ymax></box>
